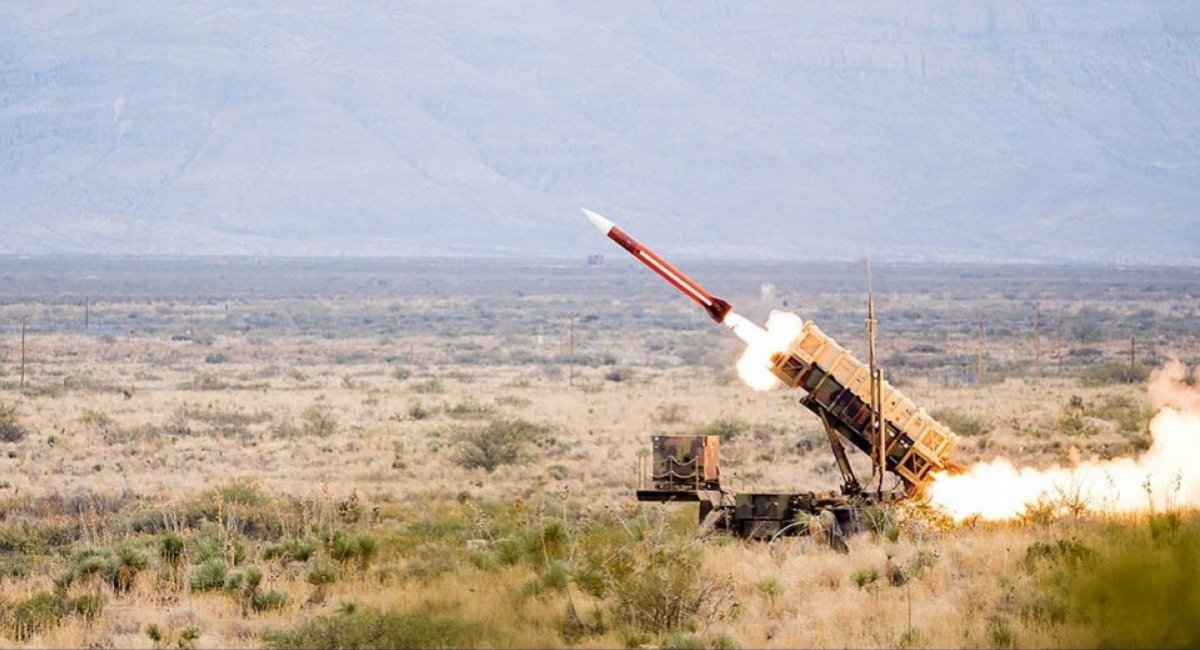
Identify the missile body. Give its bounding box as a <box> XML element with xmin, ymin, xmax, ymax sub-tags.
<box><xmin>584</xmin><ymin>209</ymin><xmax>732</xmax><ymax>323</ymax></box>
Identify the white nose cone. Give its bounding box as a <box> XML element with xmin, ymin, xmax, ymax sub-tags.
<box><xmin>582</xmin><ymin>208</ymin><xmax>615</xmax><ymax>235</ymax></box>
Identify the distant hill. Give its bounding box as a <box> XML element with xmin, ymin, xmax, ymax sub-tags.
<box><xmin>1</xmin><ymin>1</ymin><xmax>1198</xmax><ymax>263</ymax></box>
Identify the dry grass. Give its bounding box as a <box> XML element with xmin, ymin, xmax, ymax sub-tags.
<box><xmin>0</xmin><ymin>259</ymin><xmax>1195</xmax><ymax>648</ymax></box>
<box><xmin>0</xmin><ymin>331</ymin><xmax>1172</xmax><ymax>648</ymax></box>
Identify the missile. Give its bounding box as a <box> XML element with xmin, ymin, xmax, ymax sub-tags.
<box><xmin>583</xmin><ymin>208</ymin><xmax>732</xmax><ymax>324</ymax></box>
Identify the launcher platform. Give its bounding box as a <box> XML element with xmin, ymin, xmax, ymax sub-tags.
<box><xmin>635</xmin><ymin>321</ymin><xmax>959</xmax><ymax>541</ymax></box>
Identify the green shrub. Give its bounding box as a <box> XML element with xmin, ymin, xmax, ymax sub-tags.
<box><xmin>61</xmin><ymin>545</ymin><xmax>147</xmax><ymax>595</ymax></box>
<box><xmin>179</xmin><ymin>625</ymin><xmax>202</xmax><ymax>648</ymax></box>
<box><xmin>906</xmin><ymin>549</ymin><xmax>939</xmax><ymax>579</ymax></box>
<box><xmin>301</xmin><ymin>405</ymin><xmax>337</xmax><ymax>437</ymax></box>
<box><xmin>306</xmin><ymin>562</ymin><xmax>339</xmax><ymax>601</ymax></box>
<box><xmin>0</xmin><ymin>590</ymin><xmax>103</xmax><ymax>641</ymax></box>
<box><xmin>495</xmin><ymin>536</ymin><xmax>525</xmax><ymax>566</ymax></box>
<box><xmin>1021</xmin><ymin>539</ymin><xmax>1098</xmax><ymax>573</ymax></box>
<box><xmin>1149</xmin><ymin>511</ymin><xmax>1183</xmax><ymax>541</ymax></box>
<box><xmin>66</xmin><ymin>593</ymin><xmax>104</xmax><ymax>622</ymax></box>
<box><xmin>411</xmin><ymin>379</ymin><xmax>444</xmax><ymax>395</ymax></box>
<box><xmin>851</xmin><ymin>567</ymin><xmax>880</xmax><ymax>589</ymax></box>
<box><xmin>262</xmin><ymin>605</ymin><xmax>492</xmax><ymax>649</ymax></box>
<box><xmin>692</xmin><ymin>417</ymin><xmax>749</xmax><ymax>442</ymax></box>
<box><xmin>187</xmin><ymin>477</ymin><xmax>287</xmax><ymax>540</ymax></box>
<box><xmin>929</xmin><ymin>409</ymin><xmax>992</xmax><ymax>437</ymax></box>
<box><xmin>160</xmin><ymin>533</ymin><xmax>185</xmax><ymax>566</ymax></box>
<box><xmin>1090</xmin><ymin>394</ymin><xmax>1151</xmax><ymax>433</ymax></box>
<box><xmin>1079</xmin><ymin>362</ymin><xmax>1147</xmax><ymax>386</ymax></box>
<box><xmin>654</xmin><ymin>403</ymin><xmax>688</xmax><ymax>424</ymax></box>
<box><xmin>215</xmin><ymin>476</ymin><xmax>269</xmax><ymax>508</ymax></box>
<box><xmin>598</xmin><ymin>518</ymin><xmax>728</xmax><ymax>636</ymax></box>
<box><xmin>444</xmin><ymin>399</ymin><xmax>495</xmax><ymax>420</ymax></box>
<box><xmin>245</xmin><ymin>565</ymin><xmax>264</xmax><ymax>590</ymax></box>
<box><xmin>3</xmin><ymin>591</ymin><xmax>63</xmax><ymax>641</ymax></box>
<box><xmin>0</xmin><ymin>554</ymin><xmax>32</xmax><ymax>581</ymax></box>
<box><xmin>451</xmin><ymin>418</ymin><xmax>550</xmax><ymax>473</ymax></box>
<box><xmin>194</xmin><ymin>536</ymin><xmax>222</xmax><ymax>563</ymax></box>
<box><xmin>756</xmin><ymin>576</ymin><xmax>784</xmax><ymax>607</ymax></box>
<box><xmin>609</xmin><ymin>553</ymin><xmax>706</xmax><ymax>632</ymax></box>
<box><xmin>0</xmin><ymin>402</ymin><xmax>27</xmax><ymax>443</ymax></box>
<box><xmin>665</xmin><ymin>633</ymin><xmax>706</xmax><ymax>649</ymax></box>
<box><xmin>264</xmin><ymin>538</ymin><xmax>316</xmax><ymax>563</ymax></box>
<box><xmin>1046</xmin><ymin>522</ymin><xmax>1200</xmax><ymax>647</ymax></box>
<box><xmin>519</xmin><ymin>558</ymin><xmax>570</xmax><ymax>599</ymax></box>
<box><xmin>190</xmin><ymin>558</ymin><xmax>228</xmax><ymax>592</ymax></box>
<box><xmin>69</xmin><ymin>546</ymin><xmax>112</xmax><ymax>583</ymax></box>
<box><xmin>113</xmin><ymin>543</ymin><xmax>151</xmax><ymax>593</ymax></box>
<box><xmin>541</xmin><ymin>562</ymin><xmax>568</xmax><ymax>592</ymax></box>
<box><xmin>254</xmin><ymin>590</ymin><xmax>289</xmax><ymax>613</ymax></box>
<box><xmin>988</xmin><ymin>617</ymin><xmax>1017</xmax><ymax>648</ymax></box>
<box><xmin>355</xmin><ymin>535</ymin><xmax>378</xmax><ymax>571</ymax></box>
<box><xmin>225</xmin><ymin>565</ymin><xmax>284</xmax><ymax>616</ymax></box>
<box><xmin>1057</xmin><ymin>397</ymin><xmax>1098</xmax><ymax>436</ymax></box>
<box><xmin>604</xmin><ymin>366</ymin><xmax>635</xmax><ymax>382</ymax></box>
<box><xmin>407</xmin><ymin>402</ymin><xmax>433</xmax><ymax>421</ymax></box>
<box><xmin>327</xmin><ymin>532</ymin><xmax>378</xmax><ymax>572</ymax></box>
<box><xmin>307</xmin><ymin>566</ymin><xmax>337</xmax><ymax>586</ymax></box>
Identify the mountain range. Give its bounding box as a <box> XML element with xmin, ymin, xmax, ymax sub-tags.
<box><xmin>2</xmin><ymin>1</ymin><xmax>1198</xmax><ymax>263</ymax></box>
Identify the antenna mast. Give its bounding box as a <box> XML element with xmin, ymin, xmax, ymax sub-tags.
<box><xmin>866</xmin><ymin>258</ymin><xmax>885</xmax><ymax>498</ymax></box>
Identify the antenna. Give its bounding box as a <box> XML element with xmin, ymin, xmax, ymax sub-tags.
<box><xmin>568</xmin><ymin>315</ymin><xmax>576</xmax><ymax>387</ymax></box>
<box><xmin>1034</xmin><ymin>301</ymin><xmax>1041</xmax><ymax>380</ymax></box>
<box><xmin>20</xmin><ymin>315</ymin><xmax>27</xmax><ymax>389</ymax></box>
<box><xmin>977</xmin><ymin>312</ymin><xmax>986</xmax><ymax>385</ymax></box>
<box><xmin>865</xmin><ymin>244</ymin><xmax>884</xmax><ymax>499</ymax></box>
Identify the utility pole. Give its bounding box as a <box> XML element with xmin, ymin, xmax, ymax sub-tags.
<box><xmin>1033</xmin><ymin>302</ymin><xmax>1041</xmax><ymax>380</ymax></box>
<box><xmin>1055</xmin><ymin>316</ymin><xmax>1063</xmax><ymax>374</ymax></box>
<box><xmin>20</xmin><ymin>316</ymin><xmax>27</xmax><ymax>388</ymax></box>
<box><xmin>977</xmin><ymin>313</ymin><xmax>985</xmax><ymax>386</ymax></box>
<box><xmin>84</xmin><ymin>297</ymin><xmax>89</xmax><ymax>331</ymax></box>
<box><xmin>1129</xmin><ymin>335</ymin><xmax>1136</xmax><ymax>379</ymax></box>
<box><xmin>568</xmin><ymin>315</ymin><xmax>576</xmax><ymax>387</ymax></box>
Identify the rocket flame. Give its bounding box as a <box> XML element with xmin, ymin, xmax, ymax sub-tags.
<box><xmin>927</xmin><ymin>361</ymin><xmax>1200</xmax><ymax>521</ymax></box>
<box><xmin>725</xmin><ymin>310</ymin><xmax>804</xmax><ymax>391</ymax></box>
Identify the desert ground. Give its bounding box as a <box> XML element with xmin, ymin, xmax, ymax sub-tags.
<box><xmin>0</xmin><ymin>257</ymin><xmax>1197</xmax><ymax>648</ymax></box>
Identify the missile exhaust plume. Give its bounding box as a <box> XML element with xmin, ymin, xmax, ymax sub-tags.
<box><xmin>726</xmin><ymin>311</ymin><xmax>804</xmax><ymax>391</ymax></box>
<box><xmin>927</xmin><ymin>360</ymin><xmax>1200</xmax><ymax>521</ymax></box>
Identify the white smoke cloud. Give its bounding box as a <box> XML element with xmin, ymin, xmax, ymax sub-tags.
<box><xmin>725</xmin><ymin>310</ymin><xmax>804</xmax><ymax>392</ymax></box>
<box><xmin>1150</xmin><ymin>360</ymin><xmax>1200</xmax><ymax>412</ymax></box>
<box><xmin>927</xmin><ymin>361</ymin><xmax>1200</xmax><ymax>521</ymax></box>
